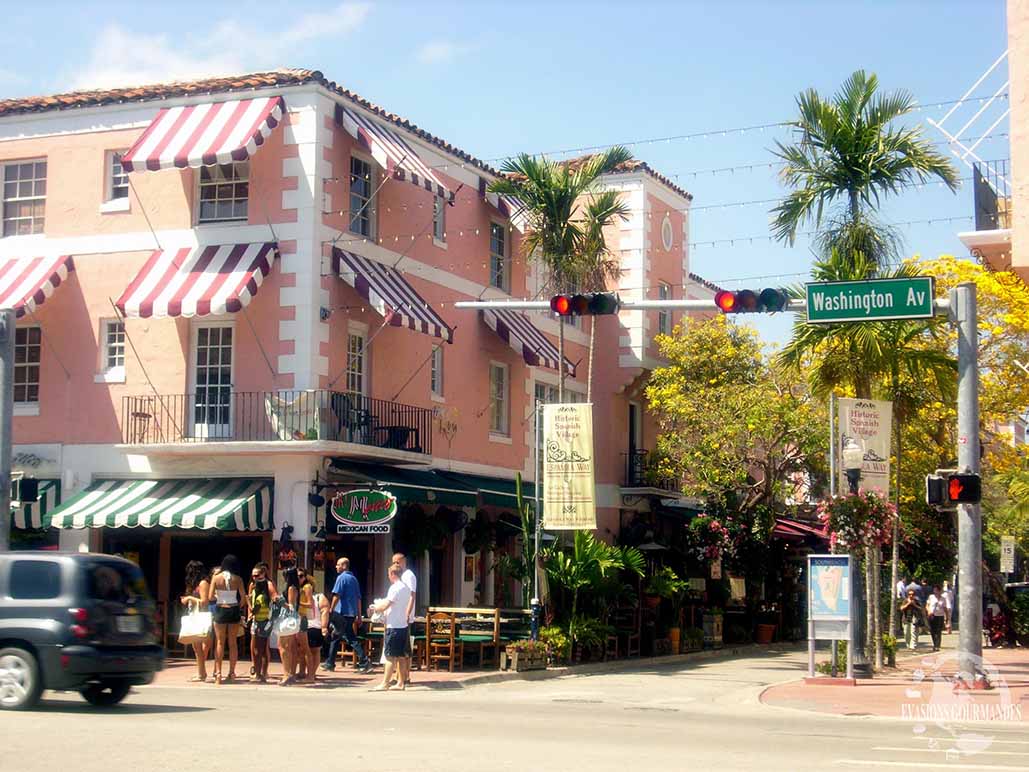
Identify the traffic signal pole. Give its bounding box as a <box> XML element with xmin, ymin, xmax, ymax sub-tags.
<box><xmin>951</xmin><ymin>282</ymin><xmax>982</xmax><ymax>678</ymax></box>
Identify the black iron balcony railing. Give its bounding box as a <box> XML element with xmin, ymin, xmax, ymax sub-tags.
<box><xmin>122</xmin><ymin>390</ymin><xmax>432</xmax><ymax>455</ymax></box>
<box><xmin>622</xmin><ymin>449</ymin><xmax>678</xmax><ymax>491</ymax></box>
<box><xmin>973</xmin><ymin>159</ymin><xmax>1011</xmax><ymax>231</ymax></box>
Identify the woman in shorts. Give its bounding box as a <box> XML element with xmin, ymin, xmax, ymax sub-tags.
<box><xmin>299</xmin><ymin>571</ymin><xmax>327</xmax><ymax>684</ymax></box>
<box><xmin>207</xmin><ymin>555</ymin><xmax>247</xmax><ymax>684</ymax></box>
<box><xmin>248</xmin><ymin>562</ymin><xmax>277</xmax><ymax>683</ymax></box>
<box><xmin>180</xmin><ymin>560</ymin><xmax>211</xmax><ymax>683</ymax></box>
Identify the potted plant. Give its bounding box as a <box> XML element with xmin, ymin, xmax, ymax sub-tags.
<box><xmin>500</xmin><ymin>639</ymin><xmax>548</xmax><ymax>672</ymax></box>
<box><xmin>683</xmin><ymin>627</ymin><xmax>704</xmax><ymax>652</ymax></box>
<box><xmin>644</xmin><ymin>567</ymin><xmax>689</xmax><ymax>651</ymax></box>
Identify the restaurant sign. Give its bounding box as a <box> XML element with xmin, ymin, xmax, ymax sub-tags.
<box><xmin>330</xmin><ymin>489</ymin><xmax>397</xmax><ymax>534</ymax></box>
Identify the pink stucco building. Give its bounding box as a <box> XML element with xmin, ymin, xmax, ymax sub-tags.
<box><xmin>1</xmin><ymin>69</ymin><xmax>714</xmax><ymax>617</ymax></box>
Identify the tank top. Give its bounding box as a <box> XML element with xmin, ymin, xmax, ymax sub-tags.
<box><xmin>215</xmin><ymin>571</ymin><xmax>239</xmax><ymax>606</ymax></box>
<box><xmin>250</xmin><ymin>582</ymin><xmax>271</xmax><ymax>622</ymax></box>
<box><xmin>308</xmin><ymin>593</ymin><xmax>325</xmax><ymax>625</ymax></box>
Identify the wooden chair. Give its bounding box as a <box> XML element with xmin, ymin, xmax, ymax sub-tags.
<box><xmin>612</xmin><ymin>607</ymin><xmax>641</xmax><ymax>658</ymax></box>
<box><xmin>426</xmin><ymin>612</ymin><xmax>464</xmax><ymax>672</ymax></box>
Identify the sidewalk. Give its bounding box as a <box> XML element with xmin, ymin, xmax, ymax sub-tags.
<box><xmin>760</xmin><ymin>633</ymin><xmax>1029</xmax><ymax>723</ymax></box>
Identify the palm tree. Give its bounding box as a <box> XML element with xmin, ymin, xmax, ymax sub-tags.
<box><xmin>488</xmin><ymin>147</ymin><xmax>633</xmax><ymax>401</ymax></box>
<box><xmin>771</xmin><ymin>70</ymin><xmax>959</xmax><ymax>266</ymax></box>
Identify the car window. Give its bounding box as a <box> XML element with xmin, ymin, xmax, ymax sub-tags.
<box><xmin>87</xmin><ymin>561</ymin><xmax>148</xmax><ymax>603</ymax></box>
<box><xmin>9</xmin><ymin>560</ymin><xmax>61</xmax><ymax>600</ymax></box>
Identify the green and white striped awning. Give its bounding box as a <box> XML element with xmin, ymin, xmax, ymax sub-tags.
<box><xmin>11</xmin><ymin>479</ymin><xmax>61</xmax><ymax>529</ymax></box>
<box><xmin>48</xmin><ymin>478</ymin><xmax>274</xmax><ymax>531</ymax></box>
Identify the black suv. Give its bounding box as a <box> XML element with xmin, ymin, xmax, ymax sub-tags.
<box><xmin>0</xmin><ymin>552</ymin><xmax>164</xmax><ymax>710</ymax></box>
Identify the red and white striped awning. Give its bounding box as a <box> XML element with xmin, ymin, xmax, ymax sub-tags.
<box><xmin>0</xmin><ymin>255</ymin><xmax>74</xmax><ymax>317</ymax></box>
<box><xmin>121</xmin><ymin>96</ymin><xmax>285</xmax><ymax>172</ymax></box>
<box><xmin>332</xmin><ymin>248</ymin><xmax>453</xmax><ymax>343</ymax></box>
<box><xmin>116</xmin><ymin>243</ymin><xmax>278</xmax><ymax>318</ymax></box>
<box><xmin>482</xmin><ymin>308</ymin><xmax>574</xmax><ymax>376</ymax></box>
<box><xmin>336</xmin><ymin>105</ymin><xmax>454</xmax><ymax>202</ymax></box>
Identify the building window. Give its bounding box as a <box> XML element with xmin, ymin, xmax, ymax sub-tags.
<box><xmin>350</xmin><ymin>156</ymin><xmax>374</xmax><ymax>238</ymax></box>
<box><xmin>198</xmin><ymin>161</ymin><xmax>249</xmax><ymax>223</ymax></box>
<box><xmin>430</xmin><ymin>345</ymin><xmax>444</xmax><ymax>398</ymax></box>
<box><xmin>14</xmin><ymin>327</ymin><xmax>41</xmax><ymax>404</ymax></box>
<box><xmin>107</xmin><ymin>151</ymin><xmax>129</xmax><ymax>201</ymax></box>
<box><xmin>658</xmin><ymin>282</ymin><xmax>672</xmax><ymax>335</ymax></box>
<box><xmin>3</xmin><ymin>160</ymin><xmax>46</xmax><ymax>236</ymax></box>
<box><xmin>489</xmin><ymin>222</ymin><xmax>508</xmax><ymax>292</ymax></box>
<box><xmin>432</xmin><ymin>197</ymin><xmax>446</xmax><ymax>243</ymax></box>
<box><xmin>103</xmin><ymin>320</ymin><xmax>126</xmax><ymax>372</ymax></box>
<box><xmin>346</xmin><ymin>332</ymin><xmax>366</xmax><ymax>396</ymax></box>
<box><xmin>489</xmin><ymin>362</ymin><xmax>509</xmax><ymax>435</ymax></box>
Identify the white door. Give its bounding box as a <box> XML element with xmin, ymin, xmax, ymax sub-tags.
<box><xmin>192</xmin><ymin>324</ymin><xmax>234</xmax><ymax>439</ymax></box>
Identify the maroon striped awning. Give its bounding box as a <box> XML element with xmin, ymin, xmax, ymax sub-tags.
<box><xmin>482</xmin><ymin>307</ymin><xmax>574</xmax><ymax>375</ymax></box>
<box><xmin>121</xmin><ymin>96</ymin><xmax>285</xmax><ymax>172</ymax></box>
<box><xmin>0</xmin><ymin>255</ymin><xmax>74</xmax><ymax>317</ymax></box>
<box><xmin>332</xmin><ymin>248</ymin><xmax>453</xmax><ymax>342</ymax></box>
<box><xmin>116</xmin><ymin>243</ymin><xmax>278</xmax><ymax>318</ymax></box>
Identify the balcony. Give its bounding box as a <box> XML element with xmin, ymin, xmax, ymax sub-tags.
<box><xmin>973</xmin><ymin>159</ymin><xmax>1011</xmax><ymax>231</ymax></box>
<box><xmin>622</xmin><ymin>449</ymin><xmax>678</xmax><ymax>492</ymax></box>
<box><xmin>121</xmin><ymin>390</ymin><xmax>432</xmax><ymax>457</ymax></box>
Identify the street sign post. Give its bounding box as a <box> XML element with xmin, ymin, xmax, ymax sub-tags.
<box><xmin>1001</xmin><ymin>535</ymin><xmax>1016</xmax><ymax>575</ymax></box>
<box><xmin>806</xmin><ymin>277</ymin><xmax>935</xmax><ymax>324</ymax></box>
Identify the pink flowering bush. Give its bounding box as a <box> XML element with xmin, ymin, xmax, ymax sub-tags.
<box><xmin>685</xmin><ymin>514</ymin><xmax>733</xmax><ymax>561</ymax></box>
<box><xmin>817</xmin><ymin>492</ymin><xmax>897</xmax><ymax>553</ymax></box>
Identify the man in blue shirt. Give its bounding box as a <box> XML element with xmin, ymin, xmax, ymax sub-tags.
<box><xmin>322</xmin><ymin>557</ymin><xmax>371</xmax><ymax>673</ymax></box>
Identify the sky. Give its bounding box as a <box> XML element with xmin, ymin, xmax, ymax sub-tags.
<box><xmin>0</xmin><ymin>0</ymin><xmax>1011</xmax><ymax>343</ymax></box>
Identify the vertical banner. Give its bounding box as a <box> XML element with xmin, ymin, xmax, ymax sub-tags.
<box><xmin>837</xmin><ymin>398</ymin><xmax>893</xmax><ymax>496</ymax></box>
<box><xmin>543</xmin><ymin>403</ymin><xmax>597</xmax><ymax>529</ymax></box>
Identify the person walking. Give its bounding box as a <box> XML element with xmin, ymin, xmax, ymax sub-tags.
<box><xmin>322</xmin><ymin>557</ymin><xmax>371</xmax><ymax>673</ymax></box>
<box><xmin>248</xmin><ymin>562</ymin><xmax>277</xmax><ymax>683</ymax></box>
<box><xmin>900</xmin><ymin>588</ymin><xmax>922</xmax><ymax>650</ymax></box>
<box><xmin>207</xmin><ymin>555</ymin><xmax>247</xmax><ymax>685</ymax></box>
<box><xmin>896</xmin><ymin>575</ymin><xmax>910</xmax><ymax>600</ymax></box>
<box><xmin>393</xmin><ymin>552</ymin><xmax>417</xmax><ymax>680</ymax></box>
<box><xmin>927</xmin><ymin>585</ymin><xmax>948</xmax><ymax>651</ymax></box>
<box><xmin>942</xmin><ymin>581</ymin><xmax>955</xmax><ymax>634</ymax></box>
<box><xmin>371</xmin><ymin>563</ymin><xmax>412</xmax><ymax>692</ymax></box>
<box><xmin>180</xmin><ymin>560</ymin><xmax>211</xmax><ymax>683</ymax></box>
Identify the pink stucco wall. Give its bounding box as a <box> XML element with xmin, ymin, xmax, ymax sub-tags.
<box><xmin>1009</xmin><ymin>0</ymin><xmax>1029</xmax><ymax>280</ymax></box>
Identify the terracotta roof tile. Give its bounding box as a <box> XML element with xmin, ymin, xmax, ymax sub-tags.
<box><xmin>559</xmin><ymin>155</ymin><xmax>693</xmax><ymax>202</ymax></box>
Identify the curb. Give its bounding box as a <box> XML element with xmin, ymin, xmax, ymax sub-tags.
<box><xmin>455</xmin><ymin>643</ymin><xmax>774</xmax><ymax>688</ymax></box>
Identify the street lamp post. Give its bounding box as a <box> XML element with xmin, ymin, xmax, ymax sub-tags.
<box><xmin>841</xmin><ymin>438</ymin><xmax>871</xmax><ymax>678</ymax></box>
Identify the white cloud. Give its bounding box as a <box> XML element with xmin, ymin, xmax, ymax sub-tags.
<box><xmin>415</xmin><ymin>40</ymin><xmax>478</xmax><ymax>65</ymax></box>
<box><xmin>65</xmin><ymin>2</ymin><xmax>371</xmax><ymax>91</ymax></box>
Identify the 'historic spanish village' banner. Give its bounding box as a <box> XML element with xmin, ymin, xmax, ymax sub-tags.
<box><xmin>836</xmin><ymin>397</ymin><xmax>892</xmax><ymax>497</ymax></box>
<box><xmin>543</xmin><ymin>403</ymin><xmax>597</xmax><ymax>530</ymax></box>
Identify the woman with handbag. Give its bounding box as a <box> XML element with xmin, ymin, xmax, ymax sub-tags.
<box><xmin>278</xmin><ymin>567</ymin><xmax>302</xmax><ymax>686</ymax></box>
<box><xmin>207</xmin><ymin>555</ymin><xmax>248</xmax><ymax>685</ymax></box>
<box><xmin>180</xmin><ymin>561</ymin><xmax>212</xmax><ymax>683</ymax></box>
<box><xmin>298</xmin><ymin>570</ymin><xmax>326</xmax><ymax>684</ymax></box>
<box><xmin>248</xmin><ymin>562</ymin><xmax>278</xmax><ymax>683</ymax></box>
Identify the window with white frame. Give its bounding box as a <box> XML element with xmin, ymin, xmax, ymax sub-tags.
<box><xmin>430</xmin><ymin>345</ymin><xmax>444</xmax><ymax>398</ymax></box>
<box><xmin>658</xmin><ymin>282</ymin><xmax>672</xmax><ymax>335</ymax></box>
<box><xmin>432</xmin><ymin>196</ymin><xmax>446</xmax><ymax>243</ymax></box>
<box><xmin>489</xmin><ymin>222</ymin><xmax>508</xmax><ymax>291</ymax></box>
<box><xmin>350</xmin><ymin>156</ymin><xmax>374</xmax><ymax>237</ymax></box>
<box><xmin>489</xmin><ymin>362</ymin><xmax>509</xmax><ymax>435</ymax></box>
<box><xmin>198</xmin><ymin>161</ymin><xmax>248</xmax><ymax>223</ymax></box>
<box><xmin>14</xmin><ymin>327</ymin><xmax>41</xmax><ymax>404</ymax></box>
<box><xmin>3</xmin><ymin>160</ymin><xmax>46</xmax><ymax>236</ymax></box>
<box><xmin>102</xmin><ymin>319</ymin><xmax>125</xmax><ymax>372</ymax></box>
<box><xmin>107</xmin><ymin>151</ymin><xmax>129</xmax><ymax>201</ymax></box>
<box><xmin>346</xmin><ymin>332</ymin><xmax>366</xmax><ymax>396</ymax></box>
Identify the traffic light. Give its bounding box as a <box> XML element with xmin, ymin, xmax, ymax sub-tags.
<box><xmin>714</xmin><ymin>288</ymin><xmax>789</xmax><ymax>314</ymax></box>
<box><xmin>925</xmin><ymin>469</ymin><xmax>981</xmax><ymax>507</ymax></box>
<box><xmin>550</xmin><ymin>292</ymin><xmax>620</xmax><ymax>316</ymax></box>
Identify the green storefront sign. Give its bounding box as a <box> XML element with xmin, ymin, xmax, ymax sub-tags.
<box><xmin>330</xmin><ymin>489</ymin><xmax>398</xmax><ymax>534</ymax></box>
<box><xmin>806</xmin><ymin>276</ymin><xmax>935</xmax><ymax>324</ymax></box>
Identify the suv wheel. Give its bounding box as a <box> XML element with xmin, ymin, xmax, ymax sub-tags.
<box><xmin>0</xmin><ymin>647</ymin><xmax>43</xmax><ymax>710</ymax></box>
<box><xmin>80</xmin><ymin>681</ymin><xmax>132</xmax><ymax>707</ymax></box>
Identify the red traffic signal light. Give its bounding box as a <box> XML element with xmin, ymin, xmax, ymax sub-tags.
<box><xmin>550</xmin><ymin>293</ymin><xmax>620</xmax><ymax>316</ymax></box>
<box><xmin>713</xmin><ymin>288</ymin><xmax>789</xmax><ymax>314</ymax></box>
<box><xmin>947</xmin><ymin>473</ymin><xmax>981</xmax><ymax>504</ymax></box>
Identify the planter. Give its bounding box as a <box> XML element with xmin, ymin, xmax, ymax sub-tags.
<box><xmin>643</xmin><ymin>594</ymin><xmax>662</xmax><ymax>610</ymax></box>
<box><xmin>668</xmin><ymin>626</ymin><xmax>682</xmax><ymax>653</ymax></box>
<box><xmin>702</xmin><ymin>613</ymin><xmax>723</xmax><ymax>649</ymax></box>
<box><xmin>755</xmin><ymin>623</ymin><xmax>776</xmax><ymax>645</ymax></box>
<box><xmin>499</xmin><ymin>650</ymin><xmax>547</xmax><ymax>672</ymax></box>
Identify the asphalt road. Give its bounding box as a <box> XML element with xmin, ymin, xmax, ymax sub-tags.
<box><xmin>2</xmin><ymin>647</ymin><xmax>1026</xmax><ymax>772</ymax></box>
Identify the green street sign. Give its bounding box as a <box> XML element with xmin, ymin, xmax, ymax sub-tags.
<box><xmin>806</xmin><ymin>277</ymin><xmax>936</xmax><ymax>324</ymax></box>
<box><xmin>330</xmin><ymin>489</ymin><xmax>397</xmax><ymax>534</ymax></box>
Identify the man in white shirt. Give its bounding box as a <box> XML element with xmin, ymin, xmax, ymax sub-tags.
<box><xmin>896</xmin><ymin>576</ymin><xmax>909</xmax><ymax>599</ymax></box>
<box><xmin>371</xmin><ymin>563</ymin><xmax>412</xmax><ymax>691</ymax></box>
<box><xmin>942</xmin><ymin>581</ymin><xmax>954</xmax><ymax>633</ymax></box>
<box><xmin>393</xmin><ymin>552</ymin><xmax>417</xmax><ymax>683</ymax></box>
<box><xmin>927</xmin><ymin>585</ymin><xmax>949</xmax><ymax>651</ymax></box>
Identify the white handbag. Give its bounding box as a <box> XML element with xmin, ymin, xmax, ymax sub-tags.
<box><xmin>178</xmin><ymin>605</ymin><xmax>212</xmax><ymax>645</ymax></box>
<box><xmin>275</xmin><ymin>608</ymin><xmax>300</xmax><ymax>638</ymax></box>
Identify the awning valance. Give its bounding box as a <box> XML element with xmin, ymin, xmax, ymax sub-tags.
<box><xmin>335</xmin><ymin>105</ymin><xmax>454</xmax><ymax>202</ymax></box>
<box><xmin>772</xmin><ymin>517</ymin><xmax>828</xmax><ymax>543</ymax></box>
<box><xmin>48</xmin><ymin>478</ymin><xmax>273</xmax><ymax>531</ymax></box>
<box><xmin>329</xmin><ymin>461</ymin><xmax>475</xmax><ymax>507</ymax></box>
<box><xmin>121</xmin><ymin>96</ymin><xmax>285</xmax><ymax>172</ymax></box>
<box><xmin>0</xmin><ymin>255</ymin><xmax>74</xmax><ymax>317</ymax></box>
<box><xmin>435</xmin><ymin>471</ymin><xmax>535</xmax><ymax>509</ymax></box>
<box><xmin>116</xmin><ymin>242</ymin><xmax>278</xmax><ymax>318</ymax></box>
<box><xmin>10</xmin><ymin>479</ymin><xmax>60</xmax><ymax>529</ymax></box>
<box><xmin>482</xmin><ymin>308</ymin><xmax>574</xmax><ymax>376</ymax></box>
<box><xmin>332</xmin><ymin>248</ymin><xmax>454</xmax><ymax>342</ymax></box>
